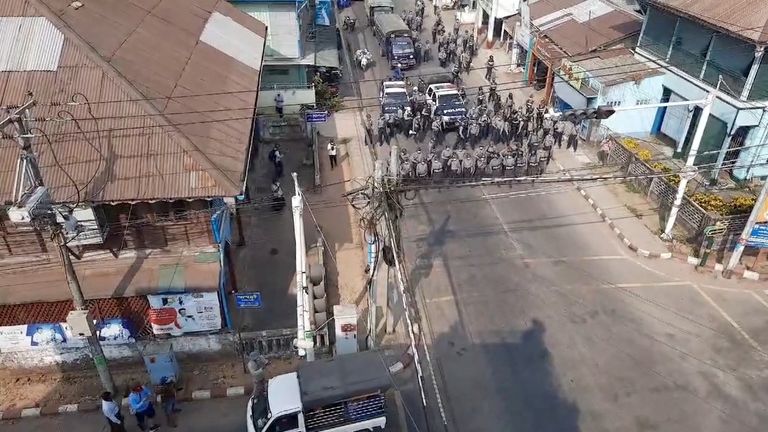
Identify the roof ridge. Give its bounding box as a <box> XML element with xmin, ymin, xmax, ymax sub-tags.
<box><xmin>27</xmin><ymin>0</ymin><xmax>241</xmax><ymax>196</ymax></box>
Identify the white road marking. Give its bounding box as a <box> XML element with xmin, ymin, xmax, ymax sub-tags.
<box><xmin>692</xmin><ymin>284</ymin><xmax>766</xmax><ymax>356</ymax></box>
<box><xmin>610</xmin><ymin>281</ymin><xmax>692</xmax><ymax>288</ymax></box>
<box><xmin>480</xmin><ymin>186</ymin><xmax>522</xmax><ymax>252</ymax></box>
<box><xmin>521</xmin><ymin>255</ymin><xmax>627</xmax><ymax>263</ymax></box>
<box><xmin>750</xmin><ymin>291</ymin><xmax>768</xmax><ymax>311</ymax></box>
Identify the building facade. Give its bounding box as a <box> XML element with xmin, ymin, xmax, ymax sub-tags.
<box><xmin>233</xmin><ymin>0</ymin><xmax>341</xmax><ymax>114</ymax></box>
<box><xmin>635</xmin><ymin>0</ymin><xmax>768</xmax><ymax>181</ymax></box>
<box><xmin>0</xmin><ymin>0</ymin><xmax>267</xmax><ymax>353</ymax></box>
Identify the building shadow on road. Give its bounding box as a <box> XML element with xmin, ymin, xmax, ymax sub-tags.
<box><xmin>428</xmin><ymin>319</ymin><xmax>581</xmax><ymax>432</ymax></box>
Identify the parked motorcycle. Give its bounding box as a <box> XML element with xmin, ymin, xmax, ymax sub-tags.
<box><xmin>355</xmin><ymin>49</ymin><xmax>373</xmax><ymax>71</ymax></box>
<box><xmin>342</xmin><ymin>16</ymin><xmax>357</xmax><ymax>32</ymax></box>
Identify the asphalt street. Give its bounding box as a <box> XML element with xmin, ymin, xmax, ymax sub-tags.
<box><xmin>400</xmin><ymin>181</ymin><xmax>768</xmax><ymax>432</ymax></box>
<box><xmin>343</xmin><ymin>2</ymin><xmax>768</xmax><ymax>432</ymax></box>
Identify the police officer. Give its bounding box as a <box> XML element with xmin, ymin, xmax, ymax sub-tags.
<box><xmin>460</xmin><ymin>51</ymin><xmax>470</xmax><ymax>75</ymax></box>
<box><xmin>431</xmin><ymin>117</ymin><xmax>443</xmax><ymax>145</ymax></box>
<box><xmin>438</xmin><ymin>48</ymin><xmax>447</xmax><ymax>67</ymax></box>
<box><xmin>485</xmin><ymin>55</ymin><xmax>495</xmax><ymax>81</ymax></box>
<box><xmin>469</xmin><ymin>119</ymin><xmax>480</xmax><ymax>148</ymax></box>
<box><xmin>535</xmin><ymin>99</ymin><xmax>547</xmax><ymax>131</ymax></box>
<box><xmin>553</xmin><ymin>119</ymin><xmax>564</xmax><ymax>148</ymax></box>
<box><xmin>541</xmin><ymin>114</ymin><xmax>553</xmax><ymax>139</ymax></box>
<box><xmin>377</xmin><ymin>114</ymin><xmax>387</xmax><ymax>146</ymax></box>
<box><xmin>364</xmin><ymin>112</ymin><xmax>373</xmax><ymax>146</ymax></box>
<box><xmin>476</xmin><ymin>86</ymin><xmax>485</xmax><ymax>108</ymax></box>
<box><xmin>396</xmin><ymin>105</ymin><xmax>405</xmax><ymax>135</ymax></box>
<box><xmin>543</xmin><ymin>133</ymin><xmax>554</xmax><ymax>166</ymax></box>
<box><xmin>441</xmin><ymin>145</ymin><xmax>453</xmax><ymax>172</ymax></box>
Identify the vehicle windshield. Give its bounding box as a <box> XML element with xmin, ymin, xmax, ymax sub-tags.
<box><xmin>438</xmin><ymin>93</ymin><xmax>464</xmax><ymax>107</ymax></box>
<box><xmin>384</xmin><ymin>91</ymin><xmax>409</xmax><ymax>106</ymax></box>
<box><xmin>251</xmin><ymin>396</ymin><xmax>270</xmax><ymax>432</ymax></box>
<box><xmin>392</xmin><ymin>38</ymin><xmax>414</xmax><ymax>54</ymax></box>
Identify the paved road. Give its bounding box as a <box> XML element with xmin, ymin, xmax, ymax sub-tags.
<box><xmin>341</xmin><ymin>2</ymin><xmax>768</xmax><ymax>432</ymax></box>
<box><xmin>400</xmin><ymin>181</ymin><xmax>768</xmax><ymax>432</ymax></box>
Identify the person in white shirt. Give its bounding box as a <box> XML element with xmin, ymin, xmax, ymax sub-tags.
<box><xmin>274</xmin><ymin>93</ymin><xmax>285</xmax><ymax>118</ymax></box>
<box><xmin>327</xmin><ymin>139</ymin><xmax>338</xmax><ymax>170</ymax></box>
<box><xmin>101</xmin><ymin>391</ymin><xmax>127</xmax><ymax>432</ymax></box>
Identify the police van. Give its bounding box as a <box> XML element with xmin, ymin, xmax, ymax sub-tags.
<box><xmin>379</xmin><ymin>80</ymin><xmax>409</xmax><ymax>115</ymax></box>
<box><xmin>425</xmin><ymin>78</ymin><xmax>466</xmax><ymax>128</ymax></box>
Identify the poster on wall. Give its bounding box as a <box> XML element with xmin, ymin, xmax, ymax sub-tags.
<box><xmin>0</xmin><ymin>319</ymin><xmax>135</xmax><ymax>352</ymax></box>
<box><xmin>315</xmin><ymin>0</ymin><xmax>332</xmax><ymax>26</ymax></box>
<box><xmin>147</xmin><ymin>292</ymin><xmax>222</xmax><ymax>336</ymax></box>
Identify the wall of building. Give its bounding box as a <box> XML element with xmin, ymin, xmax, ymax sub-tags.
<box><xmin>0</xmin><ymin>333</ymin><xmax>235</xmax><ymax>370</ymax></box>
<box><xmin>257</xmin><ymin>87</ymin><xmax>316</xmax><ymax>114</ymax></box>
<box><xmin>599</xmin><ymin>75</ymin><xmax>665</xmax><ymax>136</ymax></box>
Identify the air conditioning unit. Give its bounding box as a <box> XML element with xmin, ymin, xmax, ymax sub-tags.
<box><xmin>55</xmin><ymin>205</ymin><xmax>109</xmax><ymax>246</ymax></box>
<box><xmin>7</xmin><ymin>186</ymin><xmax>51</xmax><ymax>224</ymax></box>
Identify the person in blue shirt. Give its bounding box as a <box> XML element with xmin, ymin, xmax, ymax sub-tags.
<box><xmin>393</xmin><ymin>64</ymin><xmax>404</xmax><ymax>81</ymax></box>
<box><xmin>128</xmin><ymin>383</ymin><xmax>159</xmax><ymax>431</ymax></box>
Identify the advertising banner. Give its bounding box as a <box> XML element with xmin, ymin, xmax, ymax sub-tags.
<box><xmin>0</xmin><ymin>319</ymin><xmax>135</xmax><ymax>352</ymax></box>
<box><xmin>315</xmin><ymin>0</ymin><xmax>332</xmax><ymax>26</ymax></box>
<box><xmin>147</xmin><ymin>292</ymin><xmax>222</xmax><ymax>336</ymax></box>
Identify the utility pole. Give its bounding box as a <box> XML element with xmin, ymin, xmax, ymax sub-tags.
<box><xmin>661</xmin><ymin>88</ymin><xmax>717</xmax><ymax>241</ymax></box>
<box><xmin>291</xmin><ymin>173</ymin><xmax>315</xmax><ymax>361</ymax></box>
<box><xmin>2</xmin><ymin>97</ymin><xmax>115</xmax><ymax>394</ymax></box>
<box><xmin>724</xmin><ymin>179</ymin><xmax>768</xmax><ymax>277</ymax></box>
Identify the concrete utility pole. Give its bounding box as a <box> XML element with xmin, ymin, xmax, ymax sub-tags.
<box><xmin>291</xmin><ymin>173</ymin><xmax>315</xmax><ymax>361</ymax></box>
<box><xmin>724</xmin><ymin>179</ymin><xmax>768</xmax><ymax>277</ymax></box>
<box><xmin>2</xmin><ymin>98</ymin><xmax>115</xmax><ymax>394</ymax></box>
<box><xmin>661</xmin><ymin>88</ymin><xmax>717</xmax><ymax>241</ymax></box>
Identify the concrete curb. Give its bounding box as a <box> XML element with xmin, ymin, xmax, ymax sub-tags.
<box><xmin>0</xmin><ymin>384</ymin><xmax>253</xmax><ymax>421</ymax></box>
<box><xmin>574</xmin><ymin>184</ymin><xmax>673</xmax><ymax>260</ymax></box>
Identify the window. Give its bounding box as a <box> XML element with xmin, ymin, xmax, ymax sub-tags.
<box><xmin>266</xmin><ymin>68</ymin><xmax>290</xmax><ymax>76</ymax></box>
<box><xmin>265</xmin><ymin>413</ymin><xmax>299</xmax><ymax>432</ymax></box>
<box><xmin>640</xmin><ymin>7</ymin><xmax>677</xmax><ymax>58</ymax></box>
<box><xmin>605</xmin><ymin>101</ymin><xmax>622</xmax><ymax>107</ymax></box>
<box><xmin>636</xmin><ymin>99</ymin><xmax>652</xmax><ymax>105</ymax></box>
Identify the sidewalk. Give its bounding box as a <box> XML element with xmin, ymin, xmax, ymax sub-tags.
<box><xmin>552</xmin><ymin>145</ymin><xmax>673</xmax><ymax>257</ymax></box>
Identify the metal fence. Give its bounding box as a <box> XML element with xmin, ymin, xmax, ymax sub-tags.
<box><xmin>236</xmin><ymin>328</ymin><xmax>331</xmax><ymax>359</ymax></box>
<box><xmin>606</xmin><ymin>138</ymin><xmax>748</xmax><ymax>247</ymax></box>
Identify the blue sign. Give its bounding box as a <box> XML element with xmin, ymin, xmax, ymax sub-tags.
<box><xmin>305</xmin><ymin>110</ymin><xmax>328</xmax><ymax>123</ymax></box>
<box><xmin>747</xmin><ymin>223</ymin><xmax>768</xmax><ymax>248</ymax></box>
<box><xmin>235</xmin><ymin>292</ymin><xmax>263</xmax><ymax>309</ymax></box>
<box><xmin>315</xmin><ymin>0</ymin><xmax>332</xmax><ymax>25</ymax></box>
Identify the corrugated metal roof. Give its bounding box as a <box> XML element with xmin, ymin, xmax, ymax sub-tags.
<box><xmin>236</xmin><ymin>3</ymin><xmax>300</xmax><ymax>59</ymax></box>
<box><xmin>576</xmin><ymin>53</ymin><xmax>664</xmax><ymax>86</ymax></box>
<box><xmin>647</xmin><ymin>0</ymin><xmax>768</xmax><ymax>43</ymax></box>
<box><xmin>531</xmin><ymin>0</ymin><xmax>641</xmax><ymax>57</ymax></box>
<box><xmin>0</xmin><ymin>0</ymin><xmax>267</xmax><ymax>203</ymax></box>
<box><xmin>0</xmin><ymin>17</ymin><xmax>63</xmax><ymax>71</ymax></box>
<box><xmin>200</xmin><ymin>11</ymin><xmax>266</xmax><ymax>69</ymax></box>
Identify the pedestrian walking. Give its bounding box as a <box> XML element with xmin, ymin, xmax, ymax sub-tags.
<box><xmin>553</xmin><ymin>119</ymin><xmax>564</xmax><ymax>148</ymax></box>
<box><xmin>102</xmin><ymin>392</ymin><xmax>127</xmax><ymax>432</ymax></box>
<box><xmin>327</xmin><ymin>139</ymin><xmax>338</xmax><ymax>169</ymax></box>
<box><xmin>128</xmin><ymin>383</ymin><xmax>160</xmax><ymax>431</ymax></box>
<box><xmin>485</xmin><ymin>55</ymin><xmax>495</xmax><ymax>81</ymax></box>
<box><xmin>157</xmin><ymin>377</ymin><xmax>181</xmax><ymax>428</ymax></box>
<box><xmin>431</xmin><ymin>25</ymin><xmax>438</xmax><ymax>43</ymax></box>
<box><xmin>269</xmin><ymin>144</ymin><xmax>284</xmax><ymax>179</ymax></box>
<box><xmin>566</xmin><ymin>121</ymin><xmax>579</xmax><ymax>152</ymax></box>
<box><xmin>424</xmin><ymin>41</ymin><xmax>431</xmax><ymax>62</ymax></box>
<box><xmin>274</xmin><ymin>92</ymin><xmax>285</xmax><ymax>118</ymax></box>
